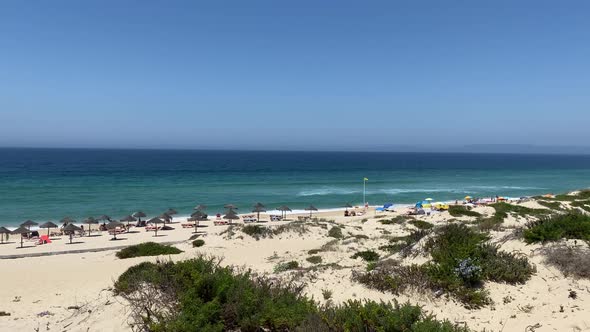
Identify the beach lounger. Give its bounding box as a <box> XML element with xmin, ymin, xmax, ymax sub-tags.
<box><xmin>243</xmin><ymin>215</ymin><xmax>257</xmax><ymax>223</ymax></box>
<box><xmin>145</xmin><ymin>225</ymin><xmax>162</xmax><ymax>231</ymax></box>
<box><xmin>214</xmin><ymin>220</ymin><xmax>229</xmax><ymax>226</ymax></box>
<box><xmin>36</xmin><ymin>235</ymin><xmax>52</xmax><ymax>245</ymax></box>
<box><xmin>270</xmin><ymin>215</ymin><xmax>282</xmax><ymax>222</ymax></box>
<box><xmin>181</xmin><ymin>223</ymin><xmax>194</xmax><ymax>228</ymax></box>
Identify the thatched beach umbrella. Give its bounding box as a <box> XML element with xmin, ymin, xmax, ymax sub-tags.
<box><xmin>83</xmin><ymin>217</ymin><xmax>98</xmax><ymax>236</ymax></box>
<box><xmin>60</xmin><ymin>217</ymin><xmax>76</xmax><ymax>226</ymax></box>
<box><xmin>11</xmin><ymin>226</ymin><xmax>32</xmax><ymax>248</ymax></box>
<box><xmin>224</xmin><ymin>204</ymin><xmax>238</xmax><ymax>210</ymax></box>
<box><xmin>252</xmin><ymin>205</ymin><xmax>266</xmax><ymax>222</ymax></box>
<box><xmin>189</xmin><ymin>211</ymin><xmax>208</xmax><ymax>232</ymax></box>
<box><xmin>21</xmin><ymin>220</ymin><xmax>38</xmax><ymax>231</ymax></box>
<box><xmin>106</xmin><ymin>221</ymin><xmax>125</xmax><ymax>240</ymax></box>
<box><xmin>305</xmin><ymin>205</ymin><xmax>318</xmax><ymax>218</ymax></box>
<box><xmin>223</xmin><ymin>210</ymin><xmax>240</xmax><ymax>224</ymax></box>
<box><xmin>277</xmin><ymin>205</ymin><xmax>292</xmax><ymax>219</ymax></box>
<box><xmin>166</xmin><ymin>208</ymin><xmax>178</xmax><ymax>215</ymax></box>
<box><xmin>132</xmin><ymin>211</ymin><xmax>147</xmax><ymax>224</ymax></box>
<box><xmin>120</xmin><ymin>215</ymin><xmax>137</xmax><ymax>231</ymax></box>
<box><xmin>0</xmin><ymin>227</ymin><xmax>11</xmax><ymax>244</ymax></box>
<box><xmin>343</xmin><ymin>203</ymin><xmax>352</xmax><ymax>211</ymax></box>
<box><xmin>159</xmin><ymin>212</ymin><xmax>172</xmax><ymax>223</ymax></box>
<box><xmin>39</xmin><ymin>221</ymin><xmax>58</xmax><ymax>237</ymax></box>
<box><xmin>63</xmin><ymin>223</ymin><xmax>82</xmax><ymax>244</ymax></box>
<box><xmin>147</xmin><ymin>217</ymin><xmax>162</xmax><ymax>237</ymax></box>
<box><xmin>97</xmin><ymin>215</ymin><xmax>112</xmax><ymax>222</ymax></box>
<box><xmin>194</xmin><ymin>204</ymin><xmax>207</xmax><ymax>211</ymax></box>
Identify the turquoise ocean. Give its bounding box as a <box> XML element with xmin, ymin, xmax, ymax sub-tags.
<box><xmin>1</xmin><ymin>148</ymin><xmax>590</xmax><ymax>226</ymax></box>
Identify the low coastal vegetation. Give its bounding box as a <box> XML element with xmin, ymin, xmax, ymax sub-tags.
<box><xmin>523</xmin><ymin>212</ymin><xmax>590</xmax><ymax>243</ymax></box>
<box><xmin>448</xmin><ymin>205</ymin><xmax>481</xmax><ymax>217</ymax></box>
<box><xmin>408</xmin><ymin>219</ymin><xmax>434</xmax><ymax>230</ymax></box>
<box><xmin>115</xmin><ymin>242</ymin><xmax>182</xmax><ymax>259</ymax></box>
<box><xmin>240</xmin><ymin>222</ymin><xmax>311</xmax><ymax>240</ymax></box>
<box><xmin>327</xmin><ymin>226</ymin><xmax>343</xmax><ymax>239</ymax></box>
<box><xmin>114</xmin><ymin>257</ymin><xmax>469</xmax><ymax>331</ymax></box>
<box><xmin>274</xmin><ymin>260</ymin><xmax>300</xmax><ymax>272</ymax></box>
<box><xmin>541</xmin><ymin>245</ymin><xmax>590</xmax><ymax>279</ymax></box>
<box><xmin>379</xmin><ymin>215</ymin><xmax>413</xmax><ymax>224</ymax></box>
<box><xmin>378</xmin><ymin>230</ymin><xmax>428</xmax><ymax>257</ymax></box>
<box><xmin>356</xmin><ymin>224</ymin><xmax>535</xmax><ymax>308</ymax></box>
<box><xmin>351</xmin><ymin>250</ymin><xmax>380</xmax><ymax>262</ymax></box>
<box><xmin>192</xmin><ymin>239</ymin><xmax>205</xmax><ymax>247</ymax></box>
<box><xmin>306</xmin><ymin>255</ymin><xmax>322</xmax><ymax>264</ymax></box>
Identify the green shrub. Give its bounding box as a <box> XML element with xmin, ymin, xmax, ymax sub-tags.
<box><xmin>448</xmin><ymin>205</ymin><xmax>481</xmax><ymax>217</ymax></box>
<box><xmin>537</xmin><ymin>200</ymin><xmax>563</xmax><ymax>210</ymax></box>
<box><xmin>351</xmin><ymin>250</ymin><xmax>380</xmax><ymax>262</ymax></box>
<box><xmin>523</xmin><ymin>213</ymin><xmax>590</xmax><ymax>243</ymax></box>
<box><xmin>490</xmin><ymin>202</ymin><xmax>547</xmax><ymax>221</ymax></box>
<box><xmin>115</xmin><ymin>257</ymin><xmax>470</xmax><ymax>331</ymax></box>
<box><xmin>306</xmin><ymin>256</ymin><xmax>322</xmax><ymax>264</ymax></box>
<box><xmin>379</xmin><ymin>230</ymin><xmax>428</xmax><ymax>257</ymax></box>
<box><xmin>115</xmin><ymin>242</ymin><xmax>182</xmax><ymax>259</ymax></box>
<box><xmin>321</xmin><ymin>289</ymin><xmax>333</xmax><ymax>300</ymax></box>
<box><xmin>307</xmin><ymin>249</ymin><xmax>321</xmax><ymax>255</ymax></box>
<box><xmin>379</xmin><ymin>216</ymin><xmax>413</xmax><ymax>224</ymax></box>
<box><xmin>192</xmin><ymin>239</ymin><xmax>205</xmax><ymax>247</ymax></box>
<box><xmin>274</xmin><ymin>260</ymin><xmax>299</xmax><ymax>273</ymax></box>
<box><xmin>328</xmin><ymin>226</ymin><xmax>343</xmax><ymax>239</ymax></box>
<box><xmin>409</xmin><ymin>219</ymin><xmax>434</xmax><ymax>229</ymax></box>
<box><xmin>241</xmin><ymin>225</ymin><xmax>274</xmax><ymax>240</ymax></box>
<box><xmin>570</xmin><ymin>200</ymin><xmax>590</xmax><ymax>213</ymax></box>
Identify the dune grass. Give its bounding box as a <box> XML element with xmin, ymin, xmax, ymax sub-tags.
<box><xmin>115</xmin><ymin>242</ymin><xmax>182</xmax><ymax>259</ymax></box>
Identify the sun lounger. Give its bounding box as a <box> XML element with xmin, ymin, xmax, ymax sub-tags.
<box><xmin>181</xmin><ymin>223</ymin><xmax>194</xmax><ymax>228</ymax></box>
<box><xmin>145</xmin><ymin>225</ymin><xmax>162</xmax><ymax>231</ymax></box>
<box><xmin>214</xmin><ymin>220</ymin><xmax>229</xmax><ymax>226</ymax></box>
<box><xmin>270</xmin><ymin>215</ymin><xmax>282</xmax><ymax>222</ymax></box>
<box><xmin>36</xmin><ymin>235</ymin><xmax>52</xmax><ymax>245</ymax></box>
<box><xmin>243</xmin><ymin>216</ymin><xmax>257</xmax><ymax>223</ymax></box>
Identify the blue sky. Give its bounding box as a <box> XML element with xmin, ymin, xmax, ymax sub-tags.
<box><xmin>1</xmin><ymin>1</ymin><xmax>589</xmax><ymax>151</ymax></box>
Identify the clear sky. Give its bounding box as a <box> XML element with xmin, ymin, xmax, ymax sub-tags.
<box><xmin>1</xmin><ymin>1</ymin><xmax>589</xmax><ymax>151</ymax></box>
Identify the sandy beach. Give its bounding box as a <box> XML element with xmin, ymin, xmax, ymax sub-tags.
<box><xmin>1</xmin><ymin>199</ymin><xmax>589</xmax><ymax>332</ymax></box>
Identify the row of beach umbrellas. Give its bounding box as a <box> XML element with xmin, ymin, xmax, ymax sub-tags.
<box><xmin>1</xmin><ymin>202</ymin><xmax>331</xmax><ymax>248</ymax></box>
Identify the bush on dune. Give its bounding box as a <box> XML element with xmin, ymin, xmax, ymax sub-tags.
<box><xmin>541</xmin><ymin>245</ymin><xmax>590</xmax><ymax>279</ymax></box>
<box><xmin>448</xmin><ymin>205</ymin><xmax>481</xmax><ymax>217</ymax></box>
<box><xmin>358</xmin><ymin>224</ymin><xmax>535</xmax><ymax>309</ymax></box>
<box><xmin>115</xmin><ymin>242</ymin><xmax>182</xmax><ymax>259</ymax></box>
<box><xmin>523</xmin><ymin>212</ymin><xmax>590</xmax><ymax>243</ymax></box>
<box><xmin>114</xmin><ymin>256</ymin><xmax>470</xmax><ymax>331</ymax></box>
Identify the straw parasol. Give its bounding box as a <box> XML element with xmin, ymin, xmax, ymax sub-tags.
<box><xmin>343</xmin><ymin>203</ymin><xmax>352</xmax><ymax>211</ymax></box>
<box><xmin>11</xmin><ymin>226</ymin><xmax>32</xmax><ymax>248</ymax></box>
<box><xmin>106</xmin><ymin>221</ymin><xmax>125</xmax><ymax>240</ymax></box>
<box><xmin>223</xmin><ymin>210</ymin><xmax>240</xmax><ymax>224</ymax></box>
<box><xmin>21</xmin><ymin>220</ymin><xmax>38</xmax><ymax>230</ymax></box>
<box><xmin>60</xmin><ymin>217</ymin><xmax>76</xmax><ymax>226</ymax></box>
<box><xmin>39</xmin><ymin>221</ymin><xmax>58</xmax><ymax>237</ymax></box>
<box><xmin>159</xmin><ymin>212</ymin><xmax>172</xmax><ymax>223</ymax></box>
<box><xmin>166</xmin><ymin>208</ymin><xmax>178</xmax><ymax>215</ymax></box>
<box><xmin>120</xmin><ymin>215</ymin><xmax>137</xmax><ymax>231</ymax></box>
<box><xmin>63</xmin><ymin>223</ymin><xmax>82</xmax><ymax>244</ymax></box>
<box><xmin>97</xmin><ymin>215</ymin><xmax>112</xmax><ymax>222</ymax></box>
<box><xmin>132</xmin><ymin>211</ymin><xmax>147</xmax><ymax>224</ymax></box>
<box><xmin>82</xmin><ymin>217</ymin><xmax>98</xmax><ymax>236</ymax></box>
<box><xmin>147</xmin><ymin>217</ymin><xmax>162</xmax><ymax>237</ymax></box>
<box><xmin>189</xmin><ymin>211</ymin><xmax>208</xmax><ymax>232</ymax></box>
<box><xmin>0</xmin><ymin>226</ymin><xmax>11</xmax><ymax>244</ymax></box>
<box><xmin>305</xmin><ymin>205</ymin><xmax>318</xmax><ymax>218</ymax></box>
<box><xmin>194</xmin><ymin>204</ymin><xmax>207</xmax><ymax>211</ymax></box>
<box><xmin>277</xmin><ymin>205</ymin><xmax>292</xmax><ymax>219</ymax></box>
<box><xmin>252</xmin><ymin>205</ymin><xmax>266</xmax><ymax>222</ymax></box>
